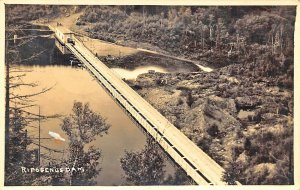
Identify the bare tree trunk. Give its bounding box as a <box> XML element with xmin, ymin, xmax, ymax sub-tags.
<box><xmin>216</xmin><ymin>25</ymin><xmax>220</xmax><ymax>49</ymax></box>
<box><xmin>5</xmin><ymin>32</ymin><xmax>10</xmax><ymax>163</ymax></box>
<box><xmin>142</xmin><ymin>6</ymin><xmax>145</xmax><ymax>36</ymax></box>
<box><xmin>280</xmin><ymin>26</ymin><xmax>283</xmax><ymax>54</ymax></box>
<box><xmin>236</xmin><ymin>33</ymin><xmax>240</xmax><ymax>54</ymax></box>
<box><xmin>271</xmin><ymin>35</ymin><xmax>274</xmax><ymax>54</ymax></box>
<box><xmin>201</xmin><ymin>27</ymin><xmax>204</xmax><ymax>50</ymax></box>
<box><xmin>209</xmin><ymin>25</ymin><xmax>213</xmax><ymax>40</ymax></box>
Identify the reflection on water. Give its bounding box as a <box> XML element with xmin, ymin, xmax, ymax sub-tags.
<box><xmin>15</xmin><ymin>64</ymin><xmax>181</xmax><ymax>185</ymax></box>
<box><xmin>112</xmin><ymin>66</ymin><xmax>167</xmax><ymax>80</ymax></box>
<box><xmin>7</xmin><ymin>24</ymin><xmax>189</xmax><ymax>185</ymax></box>
<box><xmin>120</xmin><ymin>138</ymin><xmax>168</xmax><ymax>185</ymax></box>
<box><xmin>120</xmin><ymin>138</ymin><xmax>192</xmax><ymax>185</ymax></box>
<box><xmin>17</xmin><ymin>65</ymin><xmax>148</xmax><ymax>185</ymax></box>
<box><xmin>56</xmin><ymin>101</ymin><xmax>110</xmax><ymax>185</ymax></box>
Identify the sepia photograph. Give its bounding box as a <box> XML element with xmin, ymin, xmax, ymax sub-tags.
<box><xmin>1</xmin><ymin>1</ymin><xmax>299</xmax><ymax>188</ymax></box>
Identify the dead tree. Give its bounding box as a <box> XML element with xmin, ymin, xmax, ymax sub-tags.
<box><xmin>5</xmin><ymin>24</ymin><xmax>61</xmax><ymax>185</ymax></box>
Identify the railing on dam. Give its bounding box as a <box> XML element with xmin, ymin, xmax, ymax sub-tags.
<box><xmin>59</xmin><ymin>35</ymin><xmax>239</xmax><ymax>185</ymax></box>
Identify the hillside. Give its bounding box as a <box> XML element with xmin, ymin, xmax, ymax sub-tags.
<box><xmin>77</xmin><ymin>6</ymin><xmax>295</xmax><ymax>184</ymax></box>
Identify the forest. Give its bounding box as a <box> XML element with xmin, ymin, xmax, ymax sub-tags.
<box><xmin>6</xmin><ymin>5</ymin><xmax>295</xmax><ymax>88</ymax></box>
<box><xmin>77</xmin><ymin>6</ymin><xmax>294</xmax><ymax>89</ymax></box>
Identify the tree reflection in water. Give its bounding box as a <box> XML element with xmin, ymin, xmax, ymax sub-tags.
<box><xmin>120</xmin><ymin>138</ymin><xmax>193</xmax><ymax>185</ymax></box>
<box><xmin>52</xmin><ymin>101</ymin><xmax>110</xmax><ymax>185</ymax></box>
<box><xmin>62</xmin><ymin>101</ymin><xmax>110</xmax><ymax>143</ymax></box>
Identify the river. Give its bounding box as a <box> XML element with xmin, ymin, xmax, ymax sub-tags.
<box><xmin>111</xmin><ymin>66</ymin><xmax>167</xmax><ymax>80</ymax></box>
<box><xmin>7</xmin><ymin>24</ymin><xmax>190</xmax><ymax>185</ymax></box>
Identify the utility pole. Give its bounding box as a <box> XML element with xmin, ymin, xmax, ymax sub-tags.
<box><xmin>38</xmin><ymin>106</ymin><xmax>41</xmax><ymax>166</ymax></box>
<box><xmin>142</xmin><ymin>6</ymin><xmax>145</xmax><ymax>36</ymax></box>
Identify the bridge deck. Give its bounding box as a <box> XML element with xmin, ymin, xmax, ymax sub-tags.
<box><xmin>62</xmin><ymin>36</ymin><xmax>232</xmax><ymax>185</ymax></box>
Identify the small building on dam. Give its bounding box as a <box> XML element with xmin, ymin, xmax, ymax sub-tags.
<box><xmin>54</xmin><ymin>26</ymin><xmax>74</xmax><ymax>55</ymax></box>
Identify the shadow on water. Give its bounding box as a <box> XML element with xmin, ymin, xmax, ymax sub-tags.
<box><xmin>7</xmin><ymin>23</ymin><xmax>73</xmax><ymax>66</ymax></box>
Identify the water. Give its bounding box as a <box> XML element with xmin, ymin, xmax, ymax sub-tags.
<box><xmin>112</xmin><ymin>66</ymin><xmax>167</xmax><ymax>80</ymax></box>
<box><xmin>7</xmin><ymin>24</ymin><xmax>188</xmax><ymax>185</ymax></box>
<box><xmin>16</xmin><ymin>65</ymin><xmax>150</xmax><ymax>185</ymax></box>
<box><xmin>195</xmin><ymin>64</ymin><xmax>213</xmax><ymax>72</ymax></box>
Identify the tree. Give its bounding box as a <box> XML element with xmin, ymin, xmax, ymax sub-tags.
<box><xmin>206</xmin><ymin>124</ymin><xmax>220</xmax><ymax>138</ymax></box>
<box><xmin>59</xmin><ymin>101</ymin><xmax>110</xmax><ymax>185</ymax></box>
<box><xmin>163</xmin><ymin>168</ymin><xmax>194</xmax><ymax>185</ymax></box>
<box><xmin>222</xmin><ymin>160</ymin><xmax>239</xmax><ymax>185</ymax></box>
<box><xmin>120</xmin><ymin>139</ymin><xmax>167</xmax><ymax>185</ymax></box>
<box><xmin>186</xmin><ymin>91</ymin><xmax>194</xmax><ymax>107</ymax></box>
<box><xmin>61</xmin><ymin>101</ymin><xmax>110</xmax><ymax>144</ymax></box>
<box><xmin>215</xmin><ymin>18</ymin><xmax>228</xmax><ymax>49</ymax></box>
<box><xmin>5</xmin><ymin>23</ymin><xmax>59</xmax><ymax>185</ymax></box>
<box><xmin>244</xmin><ymin>137</ymin><xmax>252</xmax><ymax>152</ymax></box>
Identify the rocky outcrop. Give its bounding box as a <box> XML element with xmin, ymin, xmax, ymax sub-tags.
<box><xmin>127</xmin><ymin>59</ymin><xmax>293</xmax><ymax>184</ymax></box>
